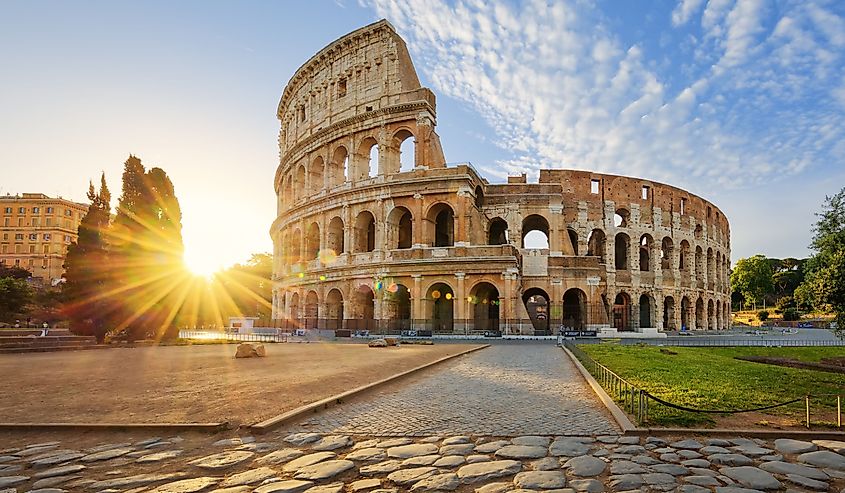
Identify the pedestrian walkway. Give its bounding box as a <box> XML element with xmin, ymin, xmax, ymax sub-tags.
<box><xmin>284</xmin><ymin>344</ymin><xmax>620</xmax><ymax>436</ymax></box>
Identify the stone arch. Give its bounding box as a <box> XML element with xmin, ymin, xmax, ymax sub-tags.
<box><xmin>587</xmin><ymin>229</ymin><xmax>606</xmax><ymax>263</ymax></box>
<box><xmin>694</xmin><ymin>224</ymin><xmax>703</xmax><ymax>240</ymax></box>
<box><xmin>639</xmin><ymin>293</ymin><xmax>654</xmax><ymax>328</ymax></box>
<box><xmin>326</xmin><ymin>288</ymin><xmax>344</xmax><ymax>330</ymax></box>
<box><xmin>661</xmin><ymin>237</ymin><xmax>674</xmax><ymax>270</ymax></box>
<box><xmin>724</xmin><ymin>301</ymin><xmax>730</xmax><ymax>328</ymax></box>
<box><xmin>284</xmin><ymin>174</ymin><xmax>293</xmax><ymax>209</ymax></box>
<box><xmin>715</xmin><ymin>301</ymin><xmax>721</xmax><ymax>330</ymax></box>
<box><xmin>679</xmin><ymin>240</ymin><xmax>691</xmax><ymax>272</ymax></box>
<box><xmin>469</xmin><ymin>281</ymin><xmax>500</xmax><ymax>332</ymax></box>
<box><xmin>567</xmin><ymin>229</ymin><xmax>579</xmax><ymax>255</ymax></box>
<box><xmin>426</xmin><ymin>203</ymin><xmax>455</xmax><ymax>247</ymax></box>
<box><xmin>614</xmin><ymin>208</ymin><xmax>630</xmax><ymax>228</ymax></box>
<box><xmin>707</xmin><ymin>247</ymin><xmax>715</xmax><ymax>288</ymax></box>
<box><xmin>488</xmin><ymin>218</ymin><xmax>509</xmax><ymax>245</ymax></box>
<box><xmin>357</xmin><ymin>136</ymin><xmax>379</xmax><ymax>180</ymax></box>
<box><xmin>309</xmin><ymin>156</ymin><xmax>324</xmax><ymax>194</ymax></box>
<box><xmin>353</xmin><ymin>210</ymin><xmax>376</xmax><ymax>253</ymax></box>
<box><xmin>639</xmin><ymin>234</ymin><xmax>654</xmax><ymax>272</ymax></box>
<box><xmin>289</xmin><ymin>292</ymin><xmax>300</xmax><ymax>320</ymax></box>
<box><xmin>695</xmin><ymin>246</ymin><xmax>704</xmax><ymax>282</ymax></box>
<box><xmin>612</xmin><ymin>291</ymin><xmax>632</xmax><ymax>331</ymax></box>
<box><xmin>663</xmin><ymin>296</ymin><xmax>676</xmax><ymax>330</ymax></box>
<box><xmin>304</xmin><ymin>290</ymin><xmax>319</xmax><ymax>329</ymax></box>
<box><xmin>695</xmin><ymin>297</ymin><xmax>705</xmax><ymax>330</ymax></box>
<box><xmin>352</xmin><ymin>284</ymin><xmax>375</xmax><ymax>322</ymax></box>
<box><xmin>306</xmin><ymin>222</ymin><xmax>320</xmax><ymax>260</ymax></box>
<box><xmin>562</xmin><ymin>288</ymin><xmax>588</xmax><ymax>331</ymax></box>
<box><xmin>615</xmin><ymin>233</ymin><xmax>630</xmax><ymax>270</ymax></box>
<box><xmin>384</xmin><ymin>282</ymin><xmax>411</xmax><ymax>331</ymax></box>
<box><xmin>393</xmin><ymin>128</ymin><xmax>415</xmax><ymax>173</ymax></box>
<box><xmin>681</xmin><ymin>296</ymin><xmax>691</xmax><ymax>330</ymax></box>
<box><xmin>290</xmin><ymin>228</ymin><xmax>302</xmax><ymax>263</ymax></box>
<box><xmin>295</xmin><ymin>164</ymin><xmax>306</xmax><ymax>202</ymax></box>
<box><xmin>425</xmin><ymin>282</ymin><xmax>454</xmax><ymax>332</ymax></box>
<box><xmin>329</xmin><ymin>145</ymin><xmax>348</xmax><ymax>187</ymax></box>
<box><xmin>522</xmin><ymin>287</ymin><xmax>551</xmax><ymax>334</ymax></box>
<box><xmin>474</xmin><ymin>185</ymin><xmax>485</xmax><ymax>208</ymax></box>
<box><xmin>326</xmin><ymin>216</ymin><xmax>345</xmax><ymax>255</ymax></box>
<box><xmin>387</xmin><ymin>206</ymin><xmax>413</xmax><ymax>249</ymax></box>
<box><xmin>522</xmin><ymin>214</ymin><xmax>550</xmax><ymax>249</ymax></box>
<box><xmin>707</xmin><ymin>298</ymin><xmax>715</xmax><ymax>330</ymax></box>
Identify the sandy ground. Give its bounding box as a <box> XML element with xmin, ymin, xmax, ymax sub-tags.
<box><xmin>0</xmin><ymin>342</ymin><xmax>478</xmax><ymax>424</ymax></box>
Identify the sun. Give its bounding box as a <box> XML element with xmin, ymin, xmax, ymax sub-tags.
<box><xmin>184</xmin><ymin>254</ymin><xmax>222</xmax><ymax>279</ymax></box>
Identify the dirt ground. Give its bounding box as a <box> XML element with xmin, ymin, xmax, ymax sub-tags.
<box><xmin>0</xmin><ymin>342</ymin><xmax>479</xmax><ymax>425</ymax></box>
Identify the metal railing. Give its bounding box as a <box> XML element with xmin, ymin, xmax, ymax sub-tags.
<box><xmin>178</xmin><ymin>330</ymin><xmax>288</xmax><ymax>343</ymax></box>
<box><xmin>571</xmin><ymin>337</ymin><xmax>845</xmax><ymax>347</ymax></box>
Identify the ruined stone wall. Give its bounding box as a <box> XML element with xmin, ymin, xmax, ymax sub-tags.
<box><xmin>270</xmin><ymin>21</ymin><xmax>731</xmax><ymax>333</ymax></box>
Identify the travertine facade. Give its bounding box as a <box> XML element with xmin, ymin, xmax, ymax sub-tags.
<box><xmin>270</xmin><ymin>20</ymin><xmax>731</xmax><ymax>334</ymax></box>
<box><xmin>1</xmin><ymin>193</ymin><xmax>87</xmax><ymax>284</ymax></box>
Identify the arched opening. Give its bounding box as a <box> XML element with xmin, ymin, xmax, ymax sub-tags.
<box><xmin>352</xmin><ymin>285</ymin><xmax>375</xmax><ymax>330</ymax></box>
<box><xmin>639</xmin><ymin>235</ymin><xmax>653</xmax><ymax>272</ymax></box>
<box><xmin>290</xmin><ymin>228</ymin><xmax>302</xmax><ymax>263</ymax></box>
<box><xmin>384</xmin><ymin>283</ymin><xmax>411</xmax><ymax>331</ymax></box>
<box><xmin>707</xmin><ymin>299</ymin><xmax>715</xmax><ymax>330</ymax></box>
<box><xmin>522</xmin><ymin>287</ymin><xmax>550</xmax><ymax>334</ymax></box>
<box><xmin>325</xmin><ymin>289</ymin><xmax>344</xmax><ymax>330</ymax></box>
<box><xmin>695</xmin><ymin>246</ymin><xmax>704</xmax><ymax>281</ymax></box>
<box><xmin>353</xmin><ymin>211</ymin><xmax>376</xmax><ymax>253</ymax></box>
<box><xmin>357</xmin><ymin>137</ymin><xmax>379</xmax><ymax>180</ymax></box>
<box><xmin>587</xmin><ymin>229</ymin><xmax>606</xmax><ymax>263</ymax></box>
<box><xmin>562</xmin><ymin>288</ymin><xmax>587</xmax><ymax>331</ymax></box>
<box><xmin>387</xmin><ymin>207</ymin><xmax>413</xmax><ymax>249</ymax></box>
<box><xmin>488</xmin><ymin>218</ymin><xmax>509</xmax><ymax>245</ymax></box>
<box><xmin>663</xmin><ymin>296</ymin><xmax>676</xmax><ymax>330</ymax></box>
<box><xmin>522</xmin><ymin>215</ymin><xmax>550</xmax><ymax>249</ymax></box>
<box><xmin>639</xmin><ymin>293</ymin><xmax>653</xmax><ymax>328</ymax></box>
<box><xmin>694</xmin><ymin>224</ymin><xmax>703</xmax><ymax>240</ymax></box>
<box><xmin>681</xmin><ymin>296</ymin><xmax>690</xmax><ymax>330</ymax></box>
<box><xmin>330</xmin><ymin>145</ymin><xmax>348</xmax><ymax>187</ymax></box>
<box><xmin>306</xmin><ymin>222</ymin><xmax>320</xmax><ymax>260</ymax></box>
<box><xmin>304</xmin><ymin>290</ymin><xmax>319</xmax><ymax>329</ymax></box>
<box><xmin>661</xmin><ymin>237</ymin><xmax>674</xmax><ymax>270</ymax></box>
<box><xmin>426</xmin><ymin>282</ymin><xmax>454</xmax><ymax>333</ymax></box>
<box><xmin>295</xmin><ymin>165</ymin><xmax>306</xmax><ymax>202</ymax></box>
<box><xmin>289</xmin><ymin>292</ymin><xmax>300</xmax><ymax>321</ymax></box>
<box><xmin>724</xmin><ymin>301</ymin><xmax>730</xmax><ymax>328</ymax></box>
<box><xmin>715</xmin><ymin>301</ymin><xmax>721</xmax><ymax>330</ymax></box>
<box><xmin>326</xmin><ymin>216</ymin><xmax>345</xmax><ymax>256</ymax></box>
<box><xmin>309</xmin><ymin>156</ymin><xmax>324</xmax><ymax>194</ymax></box>
<box><xmin>679</xmin><ymin>240</ymin><xmax>690</xmax><ymax>271</ymax></box>
<box><xmin>469</xmin><ymin>282</ymin><xmax>500</xmax><ymax>332</ymax></box>
<box><xmin>614</xmin><ymin>208</ymin><xmax>630</xmax><ymax>228</ymax></box>
<box><xmin>707</xmin><ymin>248</ymin><xmax>715</xmax><ymax>287</ymax></box>
<box><xmin>614</xmin><ymin>233</ymin><xmax>630</xmax><ymax>270</ymax></box>
<box><xmin>368</xmin><ymin>142</ymin><xmax>379</xmax><ymax>178</ymax></box>
<box><xmin>695</xmin><ymin>297</ymin><xmax>705</xmax><ymax>330</ymax></box>
<box><xmin>284</xmin><ymin>175</ymin><xmax>293</xmax><ymax>209</ymax></box>
<box><xmin>612</xmin><ymin>292</ymin><xmax>632</xmax><ymax>331</ymax></box>
<box><xmin>427</xmin><ymin>203</ymin><xmax>455</xmax><ymax>247</ymax></box>
<box><xmin>395</xmin><ymin>129</ymin><xmax>415</xmax><ymax>172</ymax></box>
<box><xmin>568</xmin><ymin>229</ymin><xmax>579</xmax><ymax>255</ymax></box>
<box><xmin>474</xmin><ymin>186</ymin><xmax>485</xmax><ymax>208</ymax></box>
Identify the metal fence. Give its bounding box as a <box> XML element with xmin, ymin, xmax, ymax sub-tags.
<box><xmin>572</xmin><ymin>337</ymin><xmax>845</xmax><ymax>347</ymax></box>
<box><xmin>178</xmin><ymin>330</ymin><xmax>288</xmax><ymax>343</ymax></box>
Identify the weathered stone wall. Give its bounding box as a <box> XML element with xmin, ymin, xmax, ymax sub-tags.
<box><xmin>270</xmin><ymin>20</ymin><xmax>731</xmax><ymax>333</ymax></box>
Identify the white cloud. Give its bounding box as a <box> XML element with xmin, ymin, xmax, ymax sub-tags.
<box><xmin>672</xmin><ymin>0</ymin><xmax>706</xmax><ymax>26</ymax></box>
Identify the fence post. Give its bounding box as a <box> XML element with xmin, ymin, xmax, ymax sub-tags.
<box><xmin>838</xmin><ymin>396</ymin><xmax>841</xmax><ymax>429</ymax></box>
<box><xmin>805</xmin><ymin>396</ymin><xmax>810</xmax><ymax>429</ymax></box>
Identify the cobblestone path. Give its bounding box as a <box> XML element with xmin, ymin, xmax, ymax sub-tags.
<box><xmin>284</xmin><ymin>344</ymin><xmax>619</xmax><ymax>436</ymax></box>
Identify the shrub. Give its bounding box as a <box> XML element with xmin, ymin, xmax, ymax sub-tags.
<box><xmin>757</xmin><ymin>310</ymin><xmax>770</xmax><ymax>322</ymax></box>
<box><xmin>783</xmin><ymin>308</ymin><xmax>800</xmax><ymax>321</ymax></box>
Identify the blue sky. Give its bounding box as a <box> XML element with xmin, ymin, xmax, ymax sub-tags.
<box><xmin>1</xmin><ymin>0</ymin><xmax>843</xmax><ymax>272</ymax></box>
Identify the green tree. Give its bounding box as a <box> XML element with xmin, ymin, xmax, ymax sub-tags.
<box><xmin>63</xmin><ymin>175</ymin><xmax>114</xmax><ymax>342</ymax></box>
<box><xmin>730</xmin><ymin>255</ymin><xmax>773</xmax><ymax>310</ymax></box>
<box><xmin>797</xmin><ymin>188</ymin><xmax>845</xmax><ymax>336</ymax></box>
<box><xmin>0</xmin><ymin>265</ymin><xmax>32</xmax><ymax>280</ymax></box>
<box><xmin>0</xmin><ymin>277</ymin><xmax>33</xmax><ymax>322</ymax></box>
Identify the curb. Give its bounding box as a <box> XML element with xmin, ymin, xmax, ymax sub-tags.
<box><xmin>248</xmin><ymin>344</ymin><xmax>490</xmax><ymax>433</ymax></box>
<box><xmin>561</xmin><ymin>345</ymin><xmax>635</xmax><ymax>433</ymax></box>
<box><xmin>0</xmin><ymin>422</ymin><xmax>229</xmax><ymax>432</ymax></box>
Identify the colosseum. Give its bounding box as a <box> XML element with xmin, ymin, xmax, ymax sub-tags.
<box><xmin>270</xmin><ymin>20</ymin><xmax>731</xmax><ymax>336</ymax></box>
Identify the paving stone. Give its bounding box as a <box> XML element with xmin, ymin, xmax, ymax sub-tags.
<box><xmin>359</xmin><ymin>461</ymin><xmax>403</xmax><ymax>475</ymax></box>
<box><xmin>659</xmin><ymin>453</ymin><xmax>681</xmax><ymax>463</ymax></box>
<box><xmin>681</xmin><ymin>459</ymin><xmax>711</xmax><ymax>468</ymax></box>
<box><xmin>0</xmin><ymin>476</ymin><xmax>28</xmax><ymax>488</ymax></box>
<box><xmin>442</xmin><ymin>436</ymin><xmax>471</xmax><ymax>445</ymax></box>
<box><xmin>678</xmin><ymin>485</ymin><xmax>711</xmax><ymax>493</ymax></box>
<box><xmin>608</xmin><ymin>474</ymin><xmax>643</xmax><ymax>490</ymax></box>
<box><xmin>256</xmin><ymin>448</ymin><xmax>306</xmax><ymax>465</ymax></box>
<box><xmin>136</xmin><ymin>450</ymin><xmax>184</xmax><ymax>463</ymax></box>
<box><xmin>812</xmin><ymin>440</ymin><xmax>845</xmax><ymax>454</ymax></box>
<box><xmin>475</xmin><ymin>482</ymin><xmax>511</xmax><ymax>493</ymax></box>
<box><xmin>386</xmin><ymin>466</ymin><xmax>438</xmax><ymax>485</ymax></box>
<box><xmin>495</xmin><ymin>445</ymin><xmax>548</xmax><ymax>459</ymax></box>
<box><xmin>282</xmin><ymin>452</ymin><xmax>338</xmax><ymax>473</ymax></box>
<box><xmin>475</xmin><ymin>441</ymin><xmax>511</xmax><ymax>454</ymax></box>
<box><xmin>653</xmin><ymin>447</ymin><xmax>675</xmax><ymax>454</ymax></box>
<box><xmin>785</xmin><ymin>474</ymin><xmax>828</xmax><ymax>491</ymax></box>
<box><xmin>84</xmin><ymin>442</ymin><xmax>132</xmax><ymax>454</ymax></box>
<box><xmin>377</xmin><ymin>439</ymin><xmax>413</xmax><ymax>448</ymax></box>
<box><xmin>440</xmin><ymin>444</ymin><xmax>475</xmax><ymax>456</ymax></box>
<box><xmin>514</xmin><ymin>470</ymin><xmax>567</xmax><ymax>489</ymax></box>
<box><xmin>685</xmin><ymin>475</ymin><xmax>722</xmax><ymax>487</ymax></box>
<box><xmin>689</xmin><ymin>467</ymin><xmax>719</xmax><ymax>477</ymax></box>
<box><xmin>616</xmin><ymin>437</ymin><xmax>639</xmax><ymax>445</ymax></box>
<box><xmin>732</xmin><ymin>446</ymin><xmax>774</xmax><ymax>457</ymax></box>
<box><xmin>303</xmin><ymin>482</ymin><xmax>344</xmax><ymax>493</ymax></box>
<box><xmin>346</xmin><ymin>448</ymin><xmax>386</xmax><ymax>462</ymax></box>
<box><xmin>284</xmin><ymin>433</ymin><xmax>322</xmax><ymax>446</ymax></box>
<box><xmin>456</xmin><ymin>460</ymin><xmax>522</xmax><ymax>484</ymax></box>
<box><xmin>237</xmin><ymin>442</ymin><xmax>276</xmax><ymax>453</ymax></box>
<box><xmin>149</xmin><ymin>477</ymin><xmax>221</xmax><ymax>492</ymax></box>
<box><xmin>715</xmin><ymin>488</ymin><xmax>766</xmax><ymax>493</ymax></box>
<box><xmin>706</xmin><ymin>439</ymin><xmax>732</xmax><ymax>447</ymax></box>
<box><xmin>0</xmin><ymin>465</ymin><xmax>20</xmax><ymax>474</ymax></box>
<box><xmin>568</xmin><ymin>478</ymin><xmax>603</xmax><ymax>492</ymax></box>
<box><xmin>650</xmin><ymin>463</ymin><xmax>689</xmax><ymax>476</ymax></box>
<box><xmin>27</xmin><ymin>488</ymin><xmax>68</xmax><ymax>493</ymax></box>
<box><xmin>709</xmin><ymin>454</ymin><xmax>754</xmax><ymax>466</ymax></box>
<box><xmin>597</xmin><ymin>436</ymin><xmax>619</xmax><ymax>444</ymax></box>
<box><xmin>30</xmin><ymin>452</ymin><xmax>85</xmax><ymax>467</ymax></box>
<box><xmin>758</xmin><ymin>454</ymin><xmax>782</xmax><ymax>462</ymax></box>
<box><xmin>410</xmin><ymin>472</ymin><xmax>461</xmax><ymax>491</ymax></box>
<box><xmin>434</xmin><ymin>456</ymin><xmax>465</xmax><ymax>467</ymax></box>
<box><xmin>32</xmin><ymin>464</ymin><xmax>86</xmax><ymax>479</ymax></box>
<box><xmin>353</xmin><ymin>440</ymin><xmax>380</xmax><ymax>450</ymax></box>
<box><xmin>759</xmin><ymin>460</ymin><xmax>829</xmax><ymax>480</ymax></box>
<box><xmin>564</xmin><ymin>456</ymin><xmax>607</xmax><ymax>477</ymax></box>
<box><xmin>18</xmin><ymin>445</ymin><xmax>60</xmax><ymax>457</ymax></box>
<box><xmin>386</xmin><ymin>444</ymin><xmax>438</xmax><ymax>459</ymax></box>
<box><xmin>254</xmin><ymin>479</ymin><xmax>315</xmax><ymax>493</ymax></box>
<box><xmin>402</xmin><ymin>455</ymin><xmax>440</xmax><ymax>466</ymax></box>
<box><xmin>642</xmin><ymin>472</ymin><xmax>676</xmax><ymax>485</ymax></box>
<box><xmin>646</xmin><ymin>437</ymin><xmax>667</xmax><ymax>446</ymax></box>
<box><xmin>350</xmin><ymin>478</ymin><xmax>382</xmax><ymax>491</ymax></box>
<box><xmin>531</xmin><ymin>457</ymin><xmax>560</xmax><ymax>471</ymax></box>
<box><xmin>670</xmin><ymin>440</ymin><xmax>703</xmax><ymax>450</ymax></box>
<box><xmin>32</xmin><ymin>474</ymin><xmax>80</xmax><ymax>489</ymax></box>
<box><xmin>774</xmin><ymin>439</ymin><xmax>817</xmax><ymax>454</ymax></box>
<box><xmin>214</xmin><ymin>437</ymin><xmax>254</xmax><ymax>447</ymax></box>
<box><xmin>80</xmin><ymin>447</ymin><xmax>134</xmax><ymax>462</ymax></box>
<box><xmin>512</xmin><ymin>436</ymin><xmax>552</xmax><ymax>447</ymax></box>
<box><xmin>609</xmin><ymin>461</ymin><xmax>646</xmax><ymax>475</ymax></box>
<box><xmin>190</xmin><ymin>451</ymin><xmax>255</xmax><ymax>471</ymax></box>
<box><xmin>311</xmin><ymin>436</ymin><xmax>352</xmax><ymax>451</ymax></box>
<box><xmin>614</xmin><ymin>445</ymin><xmax>645</xmax><ymax>455</ymax></box>
<box><xmin>550</xmin><ymin>438</ymin><xmax>591</xmax><ymax>457</ymax></box>
<box><xmin>701</xmin><ymin>446</ymin><xmax>731</xmax><ymax>455</ymax></box>
<box><xmin>677</xmin><ymin>450</ymin><xmax>703</xmax><ymax>459</ymax></box>
<box><xmin>798</xmin><ymin>450</ymin><xmax>845</xmax><ymax>470</ymax></box>
<box><xmin>294</xmin><ymin>460</ymin><xmax>355</xmax><ymax>480</ymax></box>
<box><xmin>88</xmin><ymin>472</ymin><xmax>189</xmax><ymax>490</ymax></box>
<box><xmin>720</xmin><ymin>466</ymin><xmax>782</xmax><ymax>490</ymax></box>
<box><xmin>466</xmin><ymin>455</ymin><xmax>491</xmax><ymax>463</ymax></box>
<box><xmin>219</xmin><ymin>467</ymin><xmax>278</xmax><ymax>487</ymax></box>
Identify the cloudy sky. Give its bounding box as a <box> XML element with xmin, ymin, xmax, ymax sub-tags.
<box><xmin>1</xmin><ymin>0</ymin><xmax>843</xmax><ymax>273</ymax></box>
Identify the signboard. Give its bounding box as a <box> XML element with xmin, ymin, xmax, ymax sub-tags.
<box><xmin>564</xmin><ymin>330</ymin><xmax>598</xmax><ymax>338</ymax></box>
<box><xmin>586</xmin><ymin>276</ymin><xmax>601</xmax><ymax>286</ymax></box>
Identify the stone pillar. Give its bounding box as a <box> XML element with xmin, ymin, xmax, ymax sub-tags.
<box><xmin>502</xmin><ymin>272</ymin><xmax>512</xmax><ymax>332</ymax></box>
<box><xmin>454</xmin><ymin>272</ymin><xmax>466</xmax><ymax>334</ymax></box>
<box><xmin>412</xmin><ymin>274</ymin><xmax>423</xmax><ymax>330</ymax></box>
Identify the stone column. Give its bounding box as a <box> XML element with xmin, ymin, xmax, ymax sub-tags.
<box><xmin>412</xmin><ymin>274</ymin><xmax>423</xmax><ymax>330</ymax></box>
<box><xmin>454</xmin><ymin>272</ymin><xmax>466</xmax><ymax>334</ymax></box>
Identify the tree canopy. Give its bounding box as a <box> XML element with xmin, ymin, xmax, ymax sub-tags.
<box><xmin>730</xmin><ymin>254</ymin><xmax>773</xmax><ymax>309</ymax></box>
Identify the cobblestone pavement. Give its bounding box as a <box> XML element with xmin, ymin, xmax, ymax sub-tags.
<box><xmin>283</xmin><ymin>344</ymin><xmax>619</xmax><ymax>437</ymax></box>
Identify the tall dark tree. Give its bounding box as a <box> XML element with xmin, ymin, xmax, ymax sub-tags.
<box><xmin>62</xmin><ymin>174</ymin><xmax>113</xmax><ymax>341</ymax></box>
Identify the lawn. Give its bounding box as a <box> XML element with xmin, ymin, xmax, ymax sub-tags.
<box><xmin>579</xmin><ymin>344</ymin><xmax>845</xmax><ymax>428</ymax></box>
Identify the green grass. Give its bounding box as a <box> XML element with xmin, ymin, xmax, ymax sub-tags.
<box><xmin>579</xmin><ymin>344</ymin><xmax>845</xmax><ymax>427</ymax></box>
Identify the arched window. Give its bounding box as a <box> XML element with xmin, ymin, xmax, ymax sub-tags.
<box><xmin>474</xmin><ymin>186</ymin><xmax>485</xmax><ymax>208</ymax></box>
<box><xmin>394</xmin><ymin>129</ymin><xmax>415</xmax><ymax>173</ymax></box>
<box><xmin>614</xmin><ymin>208</ymin><xmax>630</xmax><ymax>227</ymax></box>
<box><xmin>388</xmin><ymin>207</ymin><xmax>413</xmax><ymax>249</ymax></box>
<box><xmin>384</xmin><ymin>283</ymin><xmax>411</xmax><ymax>331</ymax></box>
<box><xmin>330</xmin><ymin>146</ymin><xmax>348</xmax><ymax>187</ymax></box>
<box><xmin>357</xmin><ymin>137</ymin><xmax>379</xmax><ymax>180</ymax></box>
<box><xmin>639</xmin><ymin>293</ymin><xmax>652</xmax><ymax>328</ymax></box>
<box><xmin>427</xmin><ymin>203</ymin><xmax>455</xmax><ymax>247</ymax></box>
<box><xmin>470</xmin><ymin>282</ymin><xmax>500</xmax><ymax>332</ymax></box>
<box><xmin>325</xmin><ymin>289</ymin><xmax>344</xmax><ymax>330</ymax></box>
<box><xmin>639</xmin><ymin>234</ymin><xmax>653</xmax><ymax>272</ymax></box>
<box><xmin>567</xmin><ymin>229</ymin><xmax>579</xmax><ymax>255</ymax></box>
<box><xmin>661</xmin><ymin>237</ymin><xmax>673</xmax><ymax>270</ymax></box>
<box><xmin>612</xmin><ymin>292</ymin><xmax>632</xmax><ymax>331</ymax></box>
<box><xmin>326</xmin><ymin>216</ymin><xmax>345</xmax><ymax>255</ymax></box>
<box><xmin>562</xmin><ymin>288</ymin><xmax>587</xmax><ymax>330</ymax></box>
<box><xmin>295</xmin><ymin>165</ymin><xmax>306</xmax><ymax>202</ymax></box>
<box><xmin>354</xmin><ymin>211</ymin><xmax>376</xmax><ymax>253</ymax></box>
<box><xmin>587</xmin><ymin>229</ymin><xmax>606</xmax><ymax>263</ymax></box>
<box><xmin>522</xmin><ymin>215</ymin><xmax>550</xmax><ymax>249</ymax></box>
<box><xmin>663</xmin><ymin>296</ymin><xmax>675</xmax><ymax>330</ymax></box>
<box><xmin>306</xmin><ymin>222</ymin><xmax>320</xmax><ymax>260</ymax></box>
<box><xmin>488</xmin><ymin>218</ymin><xmax>508</xmax><ymax>245</ymax></box>
<box><xmin>309</xmin><ymin>156</ymin><xmax>324</xmax><ymax>193</ymax></box>
<box><xmin>615</xmin><ymin>233</ymin><xmax>630</xmax><ymax>270</ymax></box>
<box><xmin>426</xmin><ymin>282</ymin><xmax>454</xmax><ymax>332</ymax></box>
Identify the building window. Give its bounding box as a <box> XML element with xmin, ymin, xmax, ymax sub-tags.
<box><xmin>64</xmin><ymin>235</ymin><xmax>72</xmax><ymax>243</ymax></box>
<box><xmin>680</xmin><ymin>198</ymin><xmax>687</xmax><ymax>215</ymax></box>
<box><xmin>29</xmin><ymin>234</ymin><xmax>37</xmax><ymax>241</ymax></box>
<box><xmin>28</xmin><ymin>258</ymin><xmax>34</xmax><ymax>267</ymax></box>
<box><xmin>45</xmin><ymin>217</ymin><xmax>51</xmax><ymax>226</ymax></box>
<box><xmin>3</xmin><ymin>207</ymin><xmax>10</xmax><ymax>214</ymax></box>
<box><xmin>65</xmin><ymin>209</ymin><xmax>72</xmax><ymax>216</ymax></box>
<box><xmin>17</xmin><ymin>218</ymin><xmax>22</xmax><ymax>226</ymax></box>
<box><xmin>42</xmin><ymin>258</ymin><xmax>48</xmax><ymax>268</ymax></box>
<box><xmin>28</xmin><ymin>245</ymin><xmax>35</xmax><ymax>253</ymax></box>
<box><xmin>1</xmin><ymin>245</ymin><xmax>6</xmax><ymax>254</ymax></box>
<box><xmin>42</xmin><ymin>244</ymin><xmax>49</xmax><ymax>254</ymax></box>
<box><xmin>46</xmin><ymin>207</ymin><xmax>53</xmax><ymax>214</ymax></box>
<box><xmin>33</xmin><ymin>207</ymin><xmax>40</xmax><ymax>214</ymax></box>
<box><xmin>337</xmin><ymin>78</ymin><xmax>347</xmax><ymax>98</ymax></box>
<box><xmin>2</xmin><ymin>218</ymin><xmax>7</xmax><ymax>227</ymax></box>
<box><xmin>19</xmin><ymin>207</ymin><xmax>25</xmax><ymax>214</ymax></box>
<box><xmin>43</xmin><ymin>234</ymin><xmax>51</xmax><ymax>241</ymax></box>
<box><xmin>707</xmin><ymin>206</ymin><xmax>712</xmax><ymax>218</ymax></box>
<box><xmin>642</xmin><ymin>186</ymin><xmax>649</xmax><ymax>200</ymax></box>
<box><xmin>2</xmin><ymin>233</ymin><xmax>6</xmax><ymax>240</ymax></box>
<box><xmin>590</xmin><ymin>179</ymin><xmax>600</xmax><ymax>194</ymax></box>
<box><xmin>32</xmin><ymin>218</ymin><xmax>39</xmax><ymax>227</ymax></box>
<box><xmin>15</xmin><ymin>234</ymin><xmax>23</xmax><ymax>240</ymax></box>
<box><xmin>298</xmin><ymin>106</ymin><xmax>306</xmax><ymax>123</ymax></box>
<box><xmin>14</xmin><ymin>259</ymin><xmax>20</xmax><ymax>267</ymax></box>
